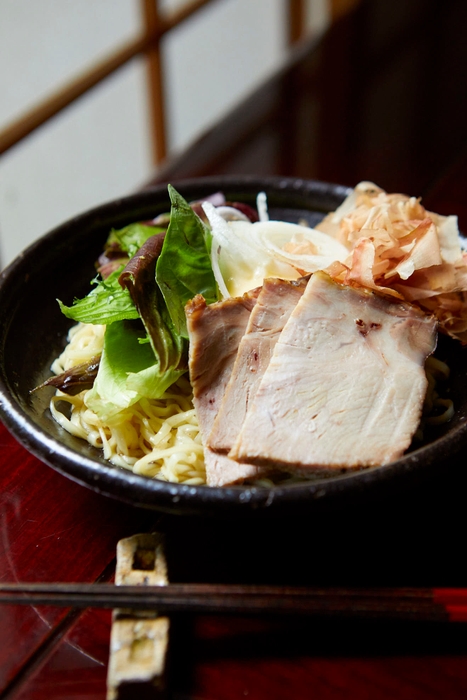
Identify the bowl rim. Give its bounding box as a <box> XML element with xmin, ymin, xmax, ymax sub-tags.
<box><xmin>1</xmin><ymin>174</ymin><xmax>466</xmax><ymax>516</ymax></box>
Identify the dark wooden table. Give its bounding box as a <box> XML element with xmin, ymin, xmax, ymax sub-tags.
<box><xmin>2</xmin><ymin>0</ymin><xmax>467</xmax><ymax>697</ymax></box>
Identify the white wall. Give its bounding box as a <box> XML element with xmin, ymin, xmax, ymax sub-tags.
<box><xmin>162</xmin><ymin>0</ymin><xmax>286</xmax><ymax>154</ymax></box>
<box><xmin>0</xmin><ymin>0</ymin><xmax>329</xmax><ymax>268</ymax></box>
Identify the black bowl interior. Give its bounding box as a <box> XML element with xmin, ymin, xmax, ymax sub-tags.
<box><xmin>1</xmin><ymin>175</ymin><xmax>467</xmax><ymax>517</ymax></box>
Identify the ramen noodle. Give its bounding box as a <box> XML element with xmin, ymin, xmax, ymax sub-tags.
<box><xmin>50</xmin><ymin>323</ymin><xmax>206</xmax><ymax>485</ymax></box>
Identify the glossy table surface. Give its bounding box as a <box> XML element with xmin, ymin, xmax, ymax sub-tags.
<box><xmin>2</xmin><ymin>0</ymin><xmax>467</xmax><ymax>697</ymax></box>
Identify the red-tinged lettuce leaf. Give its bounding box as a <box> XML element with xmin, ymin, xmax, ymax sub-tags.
<box><xmin>118</xmin><ymin>233</ymin><xmax>187</xmax><ymax>374</ymax></box>
<box><xmin>33</xmin><ymin>356</ymin><xmax>101</xmax><ymax>395</ymax></box>
<box><xmin>58</xmin><ymin>225</ymin><xmax>167</xmax><ymax>326</ymax></box>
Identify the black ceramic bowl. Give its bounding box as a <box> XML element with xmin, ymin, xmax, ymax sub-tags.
<box><xmin>1</xmin><ymin>175</ymin><xmax>466</xmax><ymax>517</ymax></box>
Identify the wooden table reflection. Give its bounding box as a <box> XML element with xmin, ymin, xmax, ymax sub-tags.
<box><xmin>2</xmin><ymin>0</ymin><xmax>467</xmax><ymax>697</ymax></box>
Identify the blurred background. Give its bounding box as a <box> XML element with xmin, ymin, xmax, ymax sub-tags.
<box><xmin>2</xmin><ymin>0</ymin><xmax>465</xmax><ymax>271</ymax></box>
<box><xmin>0</xmin><ymin>0</ymin><xmax>338</xmax><ymax>268</ymax></box>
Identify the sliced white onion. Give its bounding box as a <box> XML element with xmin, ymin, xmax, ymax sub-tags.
<box><xmin>210</xmin><ymin>242</ymin><xmax>230</xmax><ymax>298</ymax></box>
<box><xmin>214</xmin><ymin>206</ymin><xmax>251</xmax><ymax>222</ymax></box>
<box><xmin>203</xmin><ymin>202</ymin><xmax>349</xmax><ymax>297</ymax></box>
<box><xmin>256</xmin><ymin>192</ymin><xmax>269</xmax><ymax>222</ymax></box>
<box><xmin>244</xmin><ymin>221</ymin><xmax>349</xmax><ymax>272</ymax></box>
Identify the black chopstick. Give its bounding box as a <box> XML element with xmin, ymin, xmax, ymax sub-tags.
<box><xmin>1</xmin><ymin>583</ymin><xmax>466</xmax><ymax>621</ymax></box>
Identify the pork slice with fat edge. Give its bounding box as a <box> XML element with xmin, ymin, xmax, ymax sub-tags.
<box><xmin>229</xmin><ymin>271</ymin><xmax>438</xmax><ymax>473</ymax></box>
<box><xmin>207</xmin><ymin>276</ymin><xmax>308</xmax><ymax>454</ymax></box>
<box><xmin>186</xmin><ymin>290</ymin><xmax>270</xmax><ymax>486</ymax></box>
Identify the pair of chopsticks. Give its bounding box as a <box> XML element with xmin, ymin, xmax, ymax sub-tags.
<box><xmin>0</xmin><ymin>582</ymin><xmax>466</xmax><ymax>622</ymax></box>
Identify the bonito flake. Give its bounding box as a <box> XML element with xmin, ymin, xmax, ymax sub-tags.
<box><xmin>314</xmin><ymin>182</ymin><xmax>467</xmax><ymax>343</ymax></box>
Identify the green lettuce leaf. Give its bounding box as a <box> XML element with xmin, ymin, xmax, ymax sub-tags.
<box><xmin>85</xmin><ymin>320</ymin><xmax>184</xmax><ymax>421</ymax></box>
<box><xmin>58</xmin><ymin>268</ymin><xmax>139</xmax><ymax>324</ymax></box>
<box><xmin>156</xmin><ymin>185</ymin><xmax>219</xmax><ymax>338</ymax></box>
<box><xmin>108</xmin><ymin>223</ymin><xmax>165</xmax><ymax>258</ymax></box>
<box><xmin>58</xmin><ymin>223</ymin><xmax>165</xmax><ymax>326</ymax></box>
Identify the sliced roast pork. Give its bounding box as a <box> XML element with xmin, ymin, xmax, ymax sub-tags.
<box><xmin>230</xmin><ymin>272</ymin><xmax>438</xmax><ymax>473</ymax></box>
<box><xmin>208</xmin><ymin>276</ymin><xmax>308</xmax><ymax>454</ymax></box>
<box><xmin>186</xmin><ymin>290</ymin><xmax>269</xmax><ymax>486</ymax></box>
